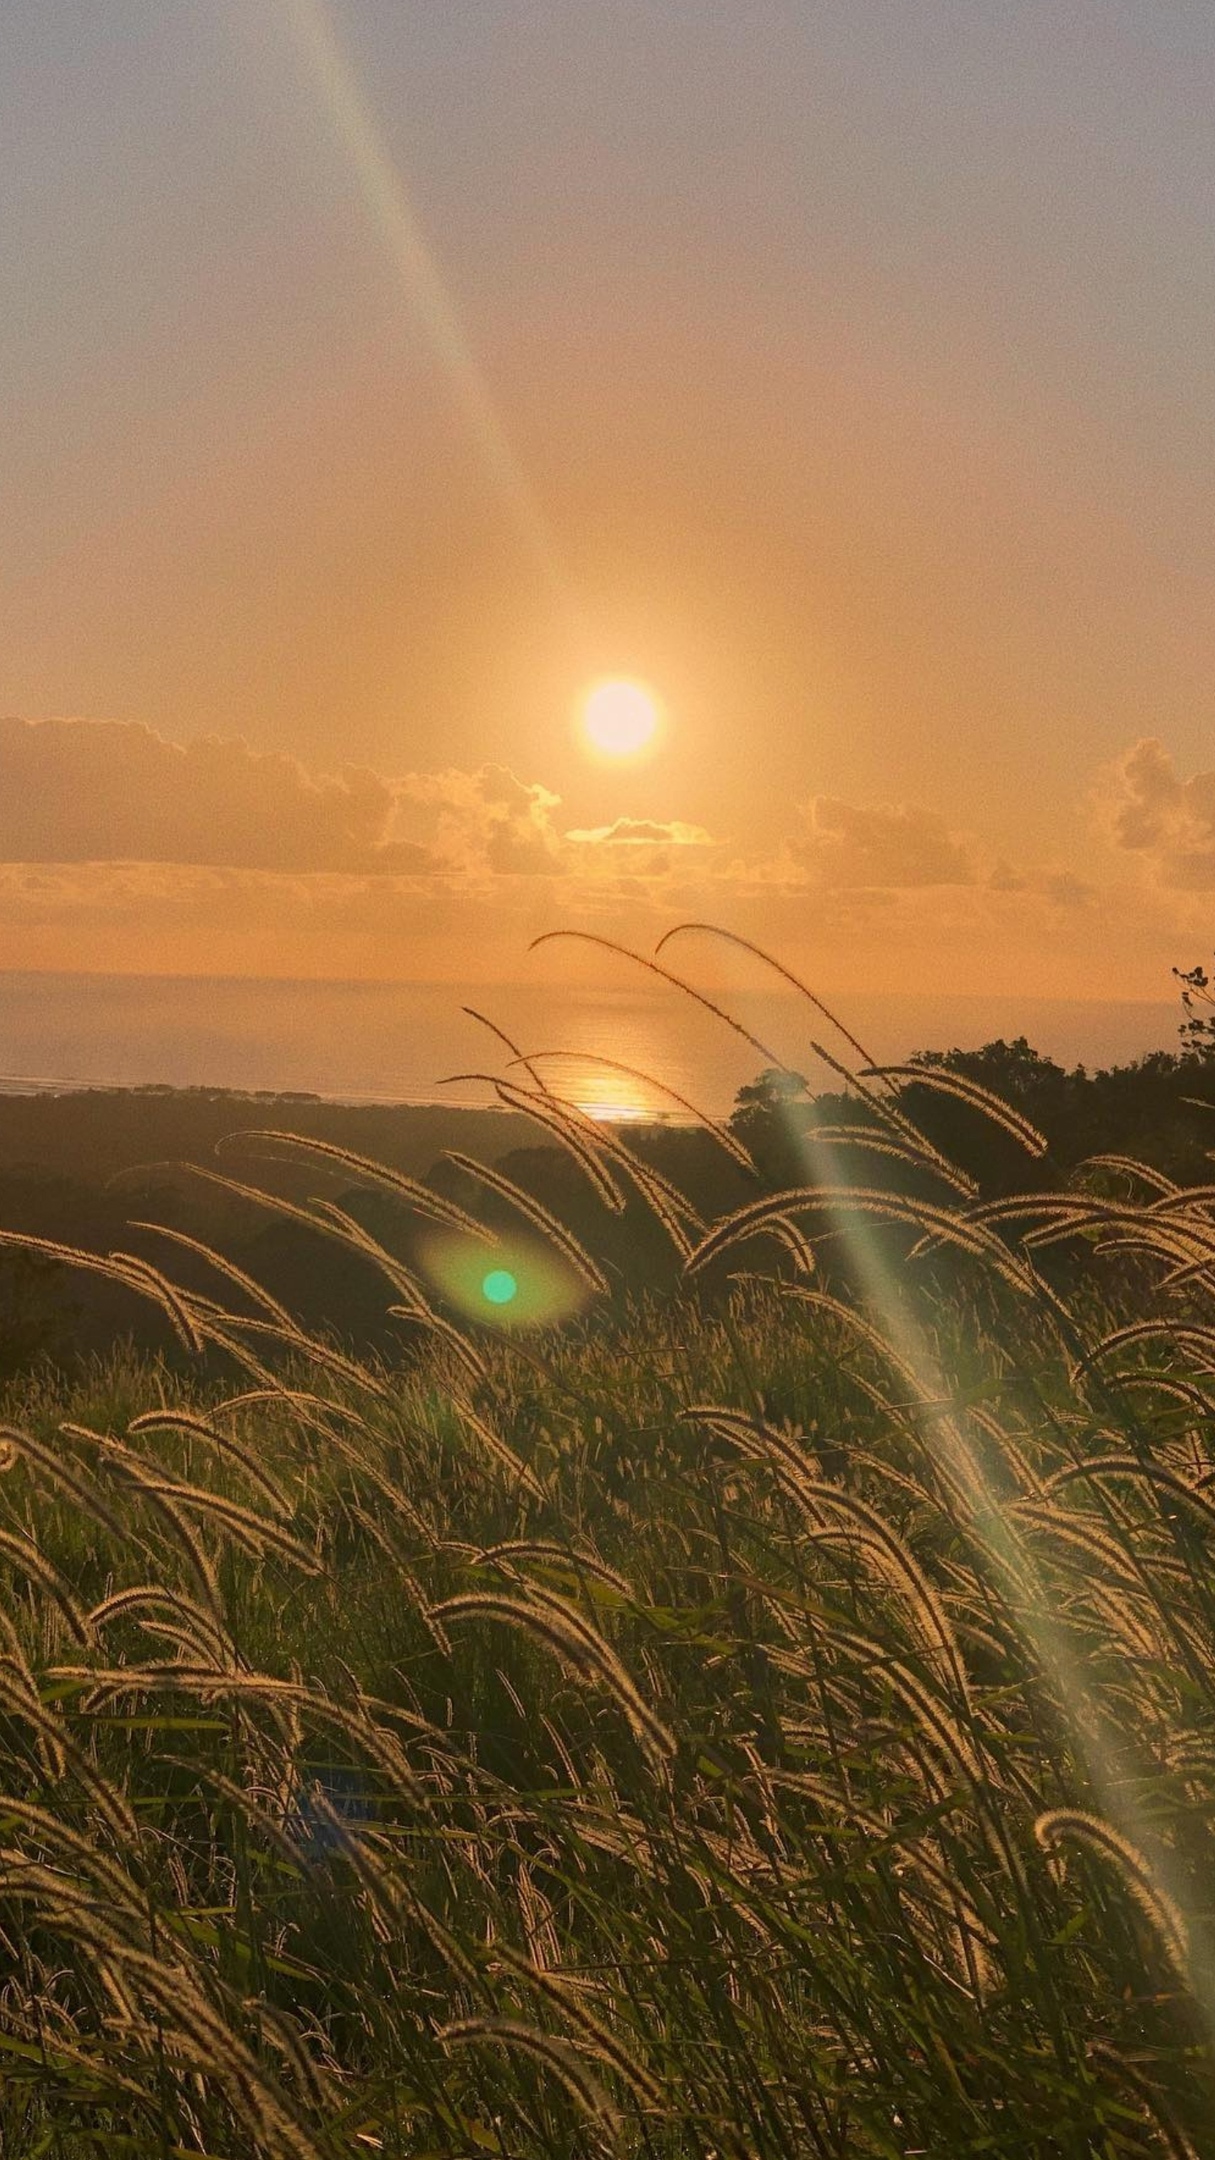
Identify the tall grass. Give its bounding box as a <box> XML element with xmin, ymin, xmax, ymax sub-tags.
<box><xmin>0</xmin><ymin>957</ymin><xmax>1213</xmax><ymax>2154</ymax></box>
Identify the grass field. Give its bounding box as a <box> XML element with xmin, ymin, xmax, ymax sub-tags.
<box><xmin>0</xmin><ymin>1038</ymin><xmax>1214</xmax><ymax>2156</ymax></box>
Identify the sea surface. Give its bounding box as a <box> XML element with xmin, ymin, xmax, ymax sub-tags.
<box><xmin>0</xmin><ymin>972</ymin><xmax>1185</xmax><ymax>1119</ymax></box>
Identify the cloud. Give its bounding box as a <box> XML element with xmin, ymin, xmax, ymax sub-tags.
<box><xmin>787</xmin><ymin>794</ymin><xmax>978</xmax><ymax>888</ymax></box>
<box><xmin>1103</xmin><ymin>737</ymin><xmax>1215</xmax><ymax>888</ymax></box>
<box><xmin>0</xmin><ymin>715</ymin><xmax>438</xmax><ymax>874</ymax></box>
<box><xmin>394</xmin><ymin>763</ymin><xmax>565</xmax><ymax>877</ymax></box>
<box><xmin>2</xmin><ymin>717</ymin><xmax>978</xmax><ymax>901</ymax></box>
<box><xmin>1042</xmin><ymin>870</ymin><xmax>1093</xmax><ymax>910</ymax></box>
<box><xmin>0</xmin><ymin>719</ymin><xmax>576</xmax><ymax>882</ymax></box>
<box><xmin>564</xmin><ymin>817</ymin><xmax>714</xmax><ymax>847</ymax></box>
<box><xmin>1</xmin><ymin>713</ymin><xmax>1194</xmax><ymax>1004</ymax></box>
<box><xmin>0</xmin><ymin>715</ymin><xmax>718</xmax><ymax>887</ymax></box>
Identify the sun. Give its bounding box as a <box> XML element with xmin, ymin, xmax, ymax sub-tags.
<box><xmin>579</xmin><ymin>677</ymin><xmax>663</xmax><ymax>760</ymax></box>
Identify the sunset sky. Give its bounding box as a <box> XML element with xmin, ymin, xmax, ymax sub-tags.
<box><xmin>2</xmin><ymin>1</ymin><xmax>1213</xmax><ymax>1006</ymax></box>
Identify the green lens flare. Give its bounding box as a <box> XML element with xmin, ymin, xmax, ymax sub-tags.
<box><xmin>420</xmin><ymin>1232</ymin><xmax>587</xmax><ymax>1331</ymax></box>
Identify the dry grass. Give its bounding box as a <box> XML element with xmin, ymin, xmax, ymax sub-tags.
<box><xmin>0</xmin><ymin>968</ymin><xmax>1212</xmax><ymax>2155</ymax></box>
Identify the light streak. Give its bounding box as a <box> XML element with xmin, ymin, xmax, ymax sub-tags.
<box><xmin>276</xmin><ymin>0</ymin><xmax>566</xmax><ymax>594</ymax></box>
<box><xmin>779</xmin><ymin>1101</ymin><xmax>1215</xmax><ymax>2028</ymax></box>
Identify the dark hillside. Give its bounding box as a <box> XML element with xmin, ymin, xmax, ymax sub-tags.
<box><xmin>1</xmin><ymin>1048</ymin><xmax>1213</xmax><ymax>1374</ymax></box>
<box><xmin>0</xmin><ymin>1090</ymin><xmax>534</xmax><ymax>1371</ymax></box>
<box><xmin>0</xmin><ymin>1087</ymin><xmax>532</xmax><ymax>1184</ymax></box>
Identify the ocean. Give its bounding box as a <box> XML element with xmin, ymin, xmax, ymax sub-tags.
<box><xmin>0</xmin><ymin>972</ymin><xmax>1186</xmax><ymax>1121</ymax></box>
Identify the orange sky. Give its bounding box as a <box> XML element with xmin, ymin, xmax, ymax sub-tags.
<box><xmin>2</xmin><ymin>1</ymin><xmax>1213</xmax><ymax>1007</ymax></box>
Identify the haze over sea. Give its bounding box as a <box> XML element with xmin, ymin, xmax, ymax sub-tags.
<box><xmin>0</xmin><ymin>972</ymin><xmax>1183</xmax><ymax>1120</ymax></box>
